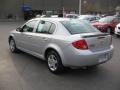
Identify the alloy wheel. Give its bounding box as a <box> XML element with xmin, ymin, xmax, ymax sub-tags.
<box><xmin>10</xmin><ymin>39</ymin><xmax>15</xmax><ymax>52</ymax></box>
<box><xmin>48</xmin><ymin>54</ymin><xmax>58</xmax><ymax>71</ymax></box>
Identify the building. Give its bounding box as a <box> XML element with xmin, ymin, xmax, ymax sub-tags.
<box><xmin>0</xmin><ymin>0</ymin><xmax>79</xmax><ymax>20</ymax></box>
<box><xmin>0</xmin><ymin>0</ymin><xmax>119</xmax><ymax>20</ymax></box>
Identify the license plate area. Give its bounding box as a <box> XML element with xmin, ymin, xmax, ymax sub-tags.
<box><xmin>99</xmin><ymin>53</ymin><xmax>108</xmax><ymax>63</ymax></box>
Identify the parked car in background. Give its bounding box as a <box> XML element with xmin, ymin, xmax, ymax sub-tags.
<box><xmin>79</xmin><ymin>15</ymin><xmax>101</xmax><ymax>22</ymax></box>
<box><xmin>92</xmin><ymin>16</ymin><xmax>120</xmax><ymax>34</ymax></box>
<box><xmin>115</xmin><ymin>23</ymin><xmax>120</xmax><ymax>36</ymax></box>
<box><xmin>9</xmin><ymin>18</ymin><xmax>113</xmax><ymax>74</ymax></box>
<box><xmin>65</xmin><ymin>14</ymin><xmax>79</xmax><ymax>19</ymax></box>
<box><xmin>51</xmin><ymin>15</ymin><xmax>58</xmax><ymax>18</ymax></box>
<box><xmin>40</xmin><ymin>15</ymin><xmax>46</xmax><ymax>18</ymax></box>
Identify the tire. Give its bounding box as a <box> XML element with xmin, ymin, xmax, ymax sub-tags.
<box><xmin>116</xmin><ymin>34</ymin><xmax>120</xmax><ymax>37</ymax></box>
<box><xmin>87</xmin><ymin>65</ymin><xmax>98</xmax><ymax>69</ymax></box>
<box><xmin>107</xmin><ymin>27</ymin><xmax>112</xmax><ymax>34</ymax></box>
<box><xmin>47</xmin><ymin>50</ymin><xmax>64</xmax><ymax>74</ymax></box>
<box><xmin>9</xmin><ymin>38</ymin><xmax>18</xmax><ymax>53</ymax></box>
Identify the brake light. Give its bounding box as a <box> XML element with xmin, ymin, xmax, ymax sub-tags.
<box><xmin>72</xmin><ymin>39</ymin><xmax>88</xmax><ymax>50</ymax></box>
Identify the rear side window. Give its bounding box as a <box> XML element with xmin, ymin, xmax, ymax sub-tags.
<box><xmin>40</xmin><ymin>21</ymin><xmax>51</xmax><ymax>33</ymax></box>
<box><xmin>61</xmin><ymin>20</ymin><xmax>98</xmax><ymax>35</ymax></box>
<box><xmin>49</xmin><ymin>24</ymin><xmax>56</xmax><ymax>34</ymax></box>
<box><xmin>36</xmin><ymin>21</ymin><xmax>55</xmax><ymax>34</ymax></box>
<box><xmin>90</xmin><ymin>17</ymin><xmax>96</xmax><ymax>21</ymax></box>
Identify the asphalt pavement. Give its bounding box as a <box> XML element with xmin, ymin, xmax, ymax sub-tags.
<box><xmin>0</xmin><ymin>22</ymin><xmax>120</xmax><ymax>90</ymax></box>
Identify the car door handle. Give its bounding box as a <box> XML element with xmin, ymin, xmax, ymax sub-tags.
<box><xmin>42</xmin><ymin>37</ymin><xmax>48</xmax><ymax>41</ymax></box>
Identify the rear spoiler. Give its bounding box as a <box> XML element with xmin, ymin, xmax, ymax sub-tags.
<box><xmin>82</xmin><ymin>33</ymin><xmax>110</xmax><ymax>38</ymax></box>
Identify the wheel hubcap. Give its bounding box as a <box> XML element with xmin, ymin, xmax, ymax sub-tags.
<box><xmin>48</xmin><ymin>54</ymin><xmax>58</xmax><ymax>71</ymax></box>
<box><xmin>10</xmin><ymin>40</ymin><xmax>15</xmax><ymax>51</ymax></box>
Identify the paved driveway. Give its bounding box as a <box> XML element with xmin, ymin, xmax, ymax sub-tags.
<box><xmin>0</xmin><ymin>22</ymin><xmax>120</xmax><ymax>90</ymax></box>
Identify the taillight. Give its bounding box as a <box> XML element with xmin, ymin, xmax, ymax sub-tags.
<box><xmin>72</xmin><ymin>39</ymin><xmax>88</xmax><ymax>50</ymax></box>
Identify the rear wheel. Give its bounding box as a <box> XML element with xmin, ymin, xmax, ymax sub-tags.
<box><xmin>87</xmin><ymin>65</ymin><xmax>98</xmax><ymax>69</ymax></box>
<box><xmin>9</xmin><ymin>38</ymin><xmax>18</xmax><ymax>53</ymax></box>
<box><xmin>47</xmin><ymin>50</ymin><xmax>64</xmax><ymax>74</ymax></box>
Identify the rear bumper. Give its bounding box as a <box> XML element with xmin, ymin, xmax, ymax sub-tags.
<box><xmin>61</xmin><ymin>45</ymin><xmax>114</xmax><ymax>67</ymax></box>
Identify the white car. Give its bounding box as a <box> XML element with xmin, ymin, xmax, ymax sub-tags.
<box><xmin>51</xmin><ymin>15</ymin><xmax>58</xmax><ymax>18</ymax></box>
<box><xmin>115</xmin><ymin>23</ymin><xmax>120</xmax><ymax>36</ymax></box>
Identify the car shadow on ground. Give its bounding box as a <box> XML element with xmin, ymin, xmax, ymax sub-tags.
<box><xmin>9</xmin><ymin>50</ymin><xmax>109</xmax><ymax>76</ymax></box>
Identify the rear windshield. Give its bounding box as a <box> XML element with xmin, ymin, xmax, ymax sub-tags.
<box><xmin>79</xmin><ymin>15</ymin><xmax>93</xmax><ymax>20</ymax></box>
<box><xmin>60</xmin><ymin>20</ymin><xmax>98</xmax><ymax>34</ymax></box>
<box><xmin>99</xmin><ymin>17</ymin><xmax>115</xmax><ymax>23</ymax></box>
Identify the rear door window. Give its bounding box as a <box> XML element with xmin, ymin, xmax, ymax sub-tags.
<box><xmin>36</xmin><ymin>21</ymin><xmax>56</xmax><ymax>34</ymax></box>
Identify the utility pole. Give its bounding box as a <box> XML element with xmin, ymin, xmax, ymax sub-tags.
<box><xmin>79</xmin><ymin>0</ymin><xmax>82</xmax><ymax>15</ymax></box>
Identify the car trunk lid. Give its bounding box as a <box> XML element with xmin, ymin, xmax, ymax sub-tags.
<box><xmin>81</xmin><ymin>33</ymin><xmax>111</xmax><ymax>52</ymax></box>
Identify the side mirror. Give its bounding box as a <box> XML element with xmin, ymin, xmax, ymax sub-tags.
<box><xmin>41</xmin><ymin>20</ymin><xmax>45</xmax><ymax>24</ymax></box>
<box><xmin>16</xmin><ymin>27</ymin><xmax>22</xmax><ymax>32</ymax></box>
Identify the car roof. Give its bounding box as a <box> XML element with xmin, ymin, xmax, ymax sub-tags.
<box><xmin>33</xmin><ymin>17</ymin><xmax>77</xmax><ymax>22</ymax></box>
<box><xmin>79</xmin><ymin>15</ymin><xmax>99</xmax><ymax>19</ymax></box>
<box><xmin>66</xmin><ymin>14</ymin><xmax>78</xmax><ymax>16</ymax></box>
<box><xmin>105</xmin><ymin>16</ymin><xmax>116</xmax><ymax>18</ymax></box>
<box><xmin>80</xmin><ymin>15</ymin><xmax>94</xmax><ymax>17</ymax></box>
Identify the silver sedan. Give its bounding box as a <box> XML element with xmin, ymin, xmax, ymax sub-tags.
<box><xmin>9</xmin><ymin>18</ymin><xmax>114</xmax><ymax>74</ymax></box>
